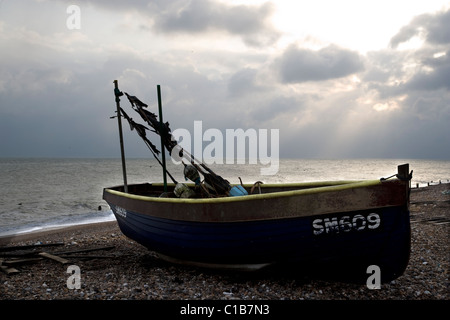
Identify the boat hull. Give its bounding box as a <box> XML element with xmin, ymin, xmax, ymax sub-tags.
<box><xmin>103</xmin><ymin>177</ymin><xmax>411</xmax><ymax>282</ymax></box>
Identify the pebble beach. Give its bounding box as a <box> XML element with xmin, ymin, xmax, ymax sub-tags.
<box><xmin>1</xmin><ymin>184</ymin><xmax>448</xmax><ymax>306</ymax></box>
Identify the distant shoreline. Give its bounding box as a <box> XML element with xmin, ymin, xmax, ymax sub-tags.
<box><xmin>0</xmin><ymin>213</ymin><xmax>115</xmax><ymax>240</ymax></box>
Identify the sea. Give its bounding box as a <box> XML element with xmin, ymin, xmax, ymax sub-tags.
<box><xmin>1</xmin><ymin>158</ymin><xmax>449</xmax><ymax>237</ymax></box>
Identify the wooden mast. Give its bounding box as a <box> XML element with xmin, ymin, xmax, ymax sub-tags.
<box><xmin>113</xmin><ymin>80</ymin><xmax>128</xmax><ymax>193</ymax></box>
<box><xmin>157</xmin><ymin>85</ymin><xmax>168</xmax><ymax>192</ymax></box>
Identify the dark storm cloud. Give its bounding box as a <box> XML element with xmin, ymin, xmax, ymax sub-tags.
<box><xmin>390</xmin><ymin>9</ymin><xmax>450</xmax><ymax>48</ymax></box>
<box><xmin>170</xmin><ymin>0</ymin><xmax>278</xmax><ymax>44</ymax></box>
<box><xmin>64</xmin><ymin>0</ymin><xmax>280</xmax><ymax>47</ymax></box>
<box><xmin>368</xmin><ymin>8</ymin><xmax>450</xmax><ymax>98</ymax></box>
<box><xmin>364</xmin><ymin>9</ymin><xmax>450</xmax><ymax>104</ymax></box>
<box><xmin>151</xmin><ymin>0</ymin><xmax>266</xmax><ymax>33</ymax></box>
<box><xmin>405</xmin><ymin>52</ymin><xmax>450</xmax><ymax>91</ymax></box>
<box><xmin>277</xmin><ymin>44</ymin><xmax>365</xmax><ymax>83</ymax></box>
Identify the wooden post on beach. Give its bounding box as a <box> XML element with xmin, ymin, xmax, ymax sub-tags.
<box><xmin>397</xmin><ymin>163</ymin><xmax>410</xmax><ymax>181</ymax></box>
<box><xmin>398</xmin><ymin>164</ymin><xmax>411</xmax><ymax>199</ymax></box>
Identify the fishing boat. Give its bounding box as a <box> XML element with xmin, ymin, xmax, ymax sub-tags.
<box><xmin>103</xmin><ymin>167</ymin><xmax>411</xmax><ymax>282</ymax></box>
<box><xmin>103</xmin><ymin>81</ymin><xmax>412</xmax><ymax>283</ymax></box>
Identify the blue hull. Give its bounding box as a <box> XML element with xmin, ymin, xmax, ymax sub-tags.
<box><xmin>108</xmin><ymin>203</ymin><xmax>410</xmax><ymax>282</ymax></box>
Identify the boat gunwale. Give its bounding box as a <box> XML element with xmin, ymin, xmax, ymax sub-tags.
<box><xmin>104</xmin><ymin>179</ymin><xmax>386</xmax><ymax>204</ymax></box>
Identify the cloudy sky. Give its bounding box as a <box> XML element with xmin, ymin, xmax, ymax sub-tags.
<box><xmin>0</xmin><ymin>0</ymin><xmax>449</xmax><ymax>160</ymax></box>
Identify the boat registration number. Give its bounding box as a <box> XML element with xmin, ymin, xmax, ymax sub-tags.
<box><xmin>312</xmin><ymin>212</ymin><xmax>381</xmax><ymax>236</ymax></box>
<box><xmin>115</xmin><ymin>206</ymin><xmax>127</xmax><ymax>218</ymax></box>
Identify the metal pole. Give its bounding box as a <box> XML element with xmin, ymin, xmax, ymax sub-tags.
<box><xmin>157</xmin><ymin>84</ymin><xmax>168</xmax><ymax>192</ymax></box>
<box><xmin>113</xmin><ymin>80</ymin><xmax>128</xmax><ymax>193</ymax></box>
